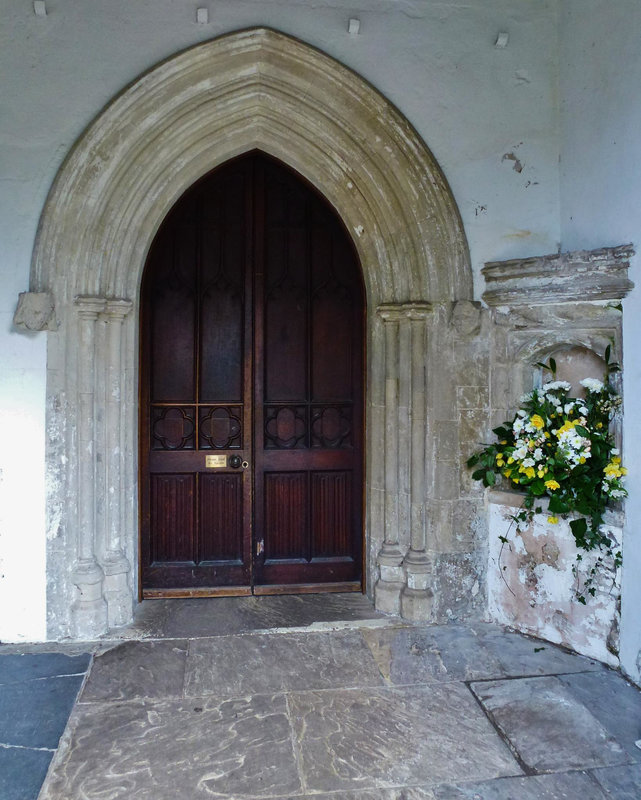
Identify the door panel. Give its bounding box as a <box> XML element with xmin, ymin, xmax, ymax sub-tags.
<box><xmin>140</xmin><ymin>152</ymin><xmax>363</xmax><ymax>596</ymax></box>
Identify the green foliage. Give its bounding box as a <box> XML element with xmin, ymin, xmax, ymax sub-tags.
<box><xmin>468</xmin><ymin>353</ymin><xmax>625</xmax><ymax>602</ymax></box>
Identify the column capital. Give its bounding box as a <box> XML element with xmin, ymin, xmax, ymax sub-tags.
<box><xmin>104</xmin><ymin>298</ymin><xmax>133</xmax><ymax>320</ymax></box>
<box><xmin>74</xmin><ymin>295</ymin><xmax>106</xmax><ymax>318</ymax></box>
<box><xmin>377</xmin><ymin>301</ymin><xmax>432</xmax><ymax>321</ymax></box>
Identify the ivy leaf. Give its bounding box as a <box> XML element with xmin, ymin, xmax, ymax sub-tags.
<box><xmin>467</xmin><ymin>454</ymin><xmax>479</xmax><ymax>467</ymax></box>
<box><xmin>548</xmin><ymin>495</ymin><xmax>569</xmax><ymax>514</ymax></box>
<box><xmin>472</xmin><ymin>469</ymin><xmax>486</xmax><ymax>481</ymax></box>
<box><xmin>574</xmin><ymin>425</ymin><xmax>589</xmax><ymax>437</ymax></box>
<box><xmin>605</xmin><ymin>344</ymin><xmax>611</xmax><ymax>363</ymax></box>
<box><xmin>485</xmin><ymin>470</ymin><xmax>496</xmax><ymax>487</ymax></box>
<box><xmin>550</xmin><ymin>357</ymin><xmax>556</xmax><ymax>374</ymax></box>
<box><xmin>570</xmin><ymin>517</ymin><xmax>588</xmax><ymax>544</ymax></box>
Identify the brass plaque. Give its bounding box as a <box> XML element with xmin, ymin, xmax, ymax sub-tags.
<box><xmin>205</xmin><ymin>454</ymin><xmax>227</xmax><ymax>468</ymax></box>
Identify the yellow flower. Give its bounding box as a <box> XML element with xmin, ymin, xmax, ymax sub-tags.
<box><xmin>547</xmin><ymin>516</ymin><xmax>559</xmax><ymax>524</ymax></box>
<box><xmin>597</xmin><ymin>422</ymin><xmax>603</xmax><ymax>429</ymax></box>
<box><xmin>544</xmin><ymin>479</ymin><xmax>560</xmax><ymax>491</ymax></box>
<box><xmin>530</xmin><ymin>414</ymin><xmax>545</xmax><ymax>430</ymax></box>
<box><xmin>507</xmin><ymin>456</ymin><xmax>515</xmax><ymax>464</ymax></box>
<box><xmin>555</xmin><ymin>420</ymin><xmax>577</xmax><ymax>437</ymax></box>
<box><xmin>544</xmin><ymin>432</ymin><xmax>550</xmax><ymax>438</ymax></box>
<box><xmin>612</xmin><ymin>456</ymin><xmax>621</xmax><ymax>464</ymax></box>
<box><xmin>503</xmin><ymin>468</ymin><xmax>512</xmax><ymax>477</ymax></box>
<box><xmin>523</xmin><ymin>467</ymin><xmax>535</xmax><ymax>479</ymax></box>
<box><xmin>537</xmin><ymin>469</ymin><xmax>547</xmax><ymax>478</ymax></box>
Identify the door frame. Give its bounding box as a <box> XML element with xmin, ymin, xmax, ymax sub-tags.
<box><xmin>27</xmin><ymin>28</ymin><xmax>471</xmax><ymax>639</ymax></box>
<box><xmin>139</xmin><ymin>152</ymin><xmax>367</xmax><ymax>597</ymax></box>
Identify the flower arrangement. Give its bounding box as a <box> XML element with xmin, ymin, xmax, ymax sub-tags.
<box><xmin>467</xmin><ymin>347</ymin><xmax>625</xmax><ymax>603</ymax></box>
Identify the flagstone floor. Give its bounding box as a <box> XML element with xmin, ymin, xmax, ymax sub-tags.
<box><xmin>2</xmin><ymin>594</ymin><xmax>641</xmax><ymax>799</ymax></box>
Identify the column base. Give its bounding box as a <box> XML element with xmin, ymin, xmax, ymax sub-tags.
<box><xmin>375</xmin><ymin>578</ymin><xmax>405</xmax><ymax>615</ymax></box>
<box><xmin>102</xmin><ymin>559</ymin><xmax>133</xmax><ymax>629</ymax></box>
<box><xmin>70</xmin><ymin>560</ymin><xmax>108</xmax><ymax>639</ymax></box>
<box><xmin>374</xmin><ymin>544</ymin><xmax>405</xmax><ymax>615</ymax></box>
<box><xmin>400</xmin><ymin>586</ymin><xmax>434</xmax><ymax>621</ymax></box>
<box><xmin>400</xmin><ymin>550</ymin><xmax>434</xmax><ymax>621</ymax></box>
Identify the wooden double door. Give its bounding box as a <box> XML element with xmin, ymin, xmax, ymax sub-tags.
<box><xmin>140</xmin><ymin>153</ymin><xmax>364</xmax><ymax>597</ymax></box>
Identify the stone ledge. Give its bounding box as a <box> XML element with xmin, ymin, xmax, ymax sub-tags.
<box><xmin>487</xmin><ymin>488</ymin><xmax>624</xmax><ymax>527</ymax></box>
<box><xmin>483</xmin><ymin>244</ymin><xmax>634</xmax><ymax>306</ymax></box>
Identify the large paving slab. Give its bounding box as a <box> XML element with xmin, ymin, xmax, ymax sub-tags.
<box><xmin>238</xmin><ymin>771</ymin><xmax>616</xmax><ymax>800</ymax></box>
<box><xmin>80</xmin><ymin>639</ymin><xmax>188</xmax><ymax>702</ymax></box>
<box><xmin>559</xmin><ymin>669</ymin><xmax>641</xmax><ymax>760</ymax></box>
<box><xmin>0</xmin><ymin>673</ymin><xmax>86</xmax><ymax>749</ymax></box>
<box><xmin>475</xmin><ymin>624</ymin><xmax>604</xmax><ymax>676</ymax></box>
<box><xmin>0</xmin><ymin>746</ymin><xmax>55</xmax><ymax>800</ymax></box>
<box><xmin>471</xmin><ymin>675</ymin><xmax>630</xmax><ymax>773</ymax></box>
<box><xmin>361</xmin><ymin>623</ymin><xmax>601</xmax><ymax>685</ymax></box>
<box><xmin>0</xmin><ymin>652</ymin><xmax>90</xmax><ymax>684</ymax></box>
<box><xmin>591</xmin><ymin>762</ymin><xmax>641</xmax><ymax>798</ymax></box>
<box><xmin>287</xmin><ymin>683</ymin><xmax>520</xmax><ymax>793</ymax></box>
<box><xmin>185</xmin><ymin>629</ymin><xmax>384</xmax><ymax>697</ymax></box>
<box><xmin>41</xmin><ymin>694</ymin><xmax>302</xmax><ymax>800</ymax></box>
<box><xmin>123</xmin><ymin>592</ymin><xmax>385</xmax><ymax>639</ymax></box>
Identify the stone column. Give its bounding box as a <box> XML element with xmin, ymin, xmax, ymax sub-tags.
<box><xmin>401</xmin><ymin>303</ymin><xmax>434</xmax><ymax>620</ymax></box>
<box><xmin>71</xmin><ymin>296</ymin><xmax>108</xmax><ymax>639</ymax></box>
<box><xmin>101</xmin><ymin>299</ymin><xmax>133</xmax><ymax>628</ymax></box>
<box><xmin>374</xmin><ymin>305</ymin><xmax>405</xmax><ymax>613</ymax></box>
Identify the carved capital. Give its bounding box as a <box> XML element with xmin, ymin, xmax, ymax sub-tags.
<box><xmin>104</xmin><ymin>299</ymin><xmax>133</xmax><ymax>321</ymax></box>
<box><xmin>13</xmin><ymin>291</ymin><xmax>56</xmax><ymax>331</ymax></box>
<box><xmin>377</xmin><ymin>301</ymin><xmax>432</xmax><ymax>322</ymax></box>
<box><xmin>75</xmin><ymin>295</ymin><xmax>107</xmax><ymax>319</ymax></box>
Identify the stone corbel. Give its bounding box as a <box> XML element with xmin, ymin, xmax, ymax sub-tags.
<box><xmin>13</xmin><ymin>291</ymin><xmax>57</xmax><ymax>331</ymax></box>
<box><xmin>449</xmin><ymin>300</ymin><xmax>482</xmax><ymax>337</ymax></box>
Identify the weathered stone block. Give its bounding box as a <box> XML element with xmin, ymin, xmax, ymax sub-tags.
<box><xmin>456</xmin><ymin>385</ymin><xmax>490</xmax><ymax>410</ymax></box>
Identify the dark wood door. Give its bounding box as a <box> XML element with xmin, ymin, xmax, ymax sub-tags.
<box><xmin>140</xmin><ymin>153</ymin><xmax>364</xmax><ymax>597</ymax></box>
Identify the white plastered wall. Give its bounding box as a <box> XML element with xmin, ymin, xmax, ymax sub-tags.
<box><xmin>559</xmin><ymin>0</ymin><xmax>641</xmax><ymax>685</ymax></box>
<box><xmin>1</xmin><ymin>0</ymin><xmax>561</xmax><ymax>641</ymax></box>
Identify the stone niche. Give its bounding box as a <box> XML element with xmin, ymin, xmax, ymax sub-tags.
<box><xmin>482</xmin><ymin>244</ymin><xmax>633</xmax><ymax>666</ymax></box>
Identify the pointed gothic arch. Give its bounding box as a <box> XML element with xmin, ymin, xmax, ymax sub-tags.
<box><xmin>29</xmin><ymin>28</ymin><xmax>471</xmax><ymax>637</ymax></box>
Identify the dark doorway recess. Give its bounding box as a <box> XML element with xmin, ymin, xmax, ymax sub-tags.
<box><xmin>139</xmin><ymin>152</ymin><xmax>365</xmax><ymax>598</ymax></box>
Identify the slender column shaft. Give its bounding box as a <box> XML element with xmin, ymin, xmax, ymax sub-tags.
<box><xmin>76</xmin><ymin>298</ymin><xmax>105</xmax><ymax>565</ymax></box>
<box><xmin>71</xmin><ymin>296</ymin><xmax>109</xmax><ymax>638</ymax></box>
<box><xmin>409</xmin><ymin>313</ymin><xmax>427</xmax><ymax>553</ymax></box>
<box><xmin>104</xmin><ymin>300</ymin><xmax>132</xmax><ymax>559</ymax></box>
<box><xmin>383</xmin><ymin>316</ymin><xmax>400</xmax><ymax>546</ymax></box>
<box><xmin>401</xmin><ymin>304</ymin><xmax>434</xmax><ymax>621</ymax></box>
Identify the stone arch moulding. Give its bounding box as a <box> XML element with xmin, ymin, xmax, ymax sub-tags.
<box><xmin>27</xmin><ymin>27</ymin><xmax>472</xmax><ymax>639</ymax></box>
